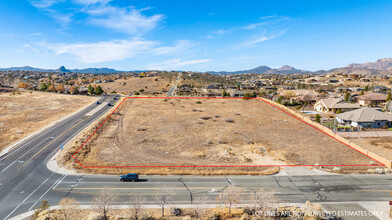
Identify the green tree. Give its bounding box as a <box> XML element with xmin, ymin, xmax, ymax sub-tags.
<box><xmin>364</xmin><ymin>85</ymin><xmax>369</xmax><ymax>91</ymax></box>
<box><xmin>387</xmin><ymin>91</ymin><xmax>391</xmax><ymax>102</ymax></box>
<box><xmin>344</xmin><ymin>92</ymin><xmax>351</xmax><ymax>102</ymax></box>
<box><xmin>315</xmin><ymin>114</ymin><xmax>321</xmax><ymax>123</ymax></box>
<box><xmin>277</xmin><ymin>96</ymin><xmax>284</xmax><ymax>104</ymax></box>
<box><xmin>243</xmin><ymin>93</ymin><xmax>253</xmax><ymax>100</ymax></box>
<box><xmin>88</xmin><ymin>85</ymin><xmax>94</xmax><ymax>95</ymax></box>
<box><xmin>139</xmin><ymin>89</ymin><xmax>144</xmax><ymax>93</ymax></box>
<box><xmin>336</xmin><ymin>109</ymin><xmax>342</xmax><ymax>114</ymax></box>
<box><xmin>39</xmin><ymin>83</ymin><xmax>47</xmax><ymax>91</ymax></box>
<box><xmin>95</xmin><ymin>85</ymin><xmax>104</xmax><ymax>95</ymax></box>
<box><xmin>360</xmin><ymin>90</ymin><xmax>364</xmax><ymax>95</ymax></box>
<box><xmin>252</xmin><ymin>91</ymin><xmax>257</xmax><ymax>98</ymax></box>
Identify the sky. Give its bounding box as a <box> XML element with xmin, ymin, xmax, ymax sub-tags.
<box><xmin>0</xmin><ymin>0</ymin><xmax>392</xmax><ymax>71</ymax></box>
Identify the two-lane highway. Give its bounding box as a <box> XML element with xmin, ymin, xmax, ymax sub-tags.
<box><xmin>0</xmin><ymin>95</ymin><xmax>116</xmax><ymax>219</ymax></box>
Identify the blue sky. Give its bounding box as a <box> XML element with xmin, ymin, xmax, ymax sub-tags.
<box><xmin>0</xmin><ymin>0</ymin><xmax>392</xmax><ymax>71</ymax></box>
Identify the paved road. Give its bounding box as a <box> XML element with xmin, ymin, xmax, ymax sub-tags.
<box><xmin>166</xmin><ymin>75</ymin><xmax>179</xmax><ymax>96</ymax></box>
<box><xmin>0</xmin><ymin>95</ymin><xmax>116</xmax><ymax>219</ymax></box>
<box><xmin>0</xmin><ymin>95</ymin><xmax>392</xmax><ymax>219</ymax></box>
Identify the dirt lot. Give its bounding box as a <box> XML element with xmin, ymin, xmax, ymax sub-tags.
<box><xmin>346</xmin><ymin>137</ymin><xmax>392</xmax><ymax>160</ymax></box>
<box><xmin>67</xmin><ymin>98</ymin><xmax>379</xmax><ymax>175</ymax></box>
<box><xmin>94</xmin><ymin>77</ymin><xmax>170</xmax><ymax>95</ymax></box>
<box><xmin>0</xmin><ymin>91</ymin><xmax>95</xmax><ymax>151</ymax></box>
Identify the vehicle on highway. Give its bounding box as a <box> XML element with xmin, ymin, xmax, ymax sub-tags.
<box><xmin>107</xmin><ymin>103</ymin><xmax>112</xmax><ymax>106</ymax></box>
<box><xmin>120</xmin><ymin>173</ymin><xmax>139</xmax><ymax>182</ymax></box>
<box><xmin>96</xmin><ymin>101</ymin><xmax>101</xmax><ymax>104</ymax></box>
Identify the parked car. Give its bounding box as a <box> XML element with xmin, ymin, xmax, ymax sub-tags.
<box><xmin>120</xmin><ymin>173</ymin><xmax>139</xmax><ymax>182</ymax></box>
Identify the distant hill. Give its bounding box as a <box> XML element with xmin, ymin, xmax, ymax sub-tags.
<box><xmin>347</xmin><ymin>58</ymin><xmax>392</xmax><ymax>70</ymax></box>
<box><xmin>208</xmin><ymin>65</ymin><xmax>311</xmax><ymax>75</ymax></box>
<box><xmin>0</xmin><ymin>66</ymin><xmax>123</xmax><ymax>74</ymax></box>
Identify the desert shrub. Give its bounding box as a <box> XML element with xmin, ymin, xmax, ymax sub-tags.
<box><xmin>32</xmin><ymin>200</ymin><xmax>50</xmax><ymax>220</ymax></box>
<box><xmin>196</xmin><ymin>101</ymin><xmax>202</xmax><ymax>104</ymax></box>
<box><xmin>200</xmin><ymin>116</ymin><xmax>211</xmax><ymax>120</ymax></box>
<box><xmin>197</xmin><ymin>152</ymin><xmax>207</xmax><ymax>158</ymax></box>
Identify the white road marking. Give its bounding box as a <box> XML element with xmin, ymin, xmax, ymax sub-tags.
<box><xmin>4</xmin><ymin>173</ymin><xmax>54</xmax><ymax>220</ymax></box>
<box><xmin>1</xmin><ymin>138</ymin><xmax>49</xmax><ymax>172</ymax></box>
<box><xmin>28</xmin><ymin>174</ymin><xmax>66</xmax><ymax>211</ymax></box>
<box><xmin>1</xmin><ymin>161</ymin><xmax>17</xmax><ymax>173</ymax></box>
<box><xmin>85</xmin><ymin>102</ymin><xmax>109</xmax><ymax>116</ymax></box>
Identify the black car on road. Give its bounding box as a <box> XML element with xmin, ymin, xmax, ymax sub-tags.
<box><xmin>120</xmin><ymin>173</ymin><xmax>139</xmax><ymax>182</ymax></box>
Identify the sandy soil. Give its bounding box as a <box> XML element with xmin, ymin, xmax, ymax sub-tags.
<box><xmin>72</xmin><ymin>98</ymin><xmax>377</xmax><ymax>175</ymax></box>
<box><xmin>346</xmin><ymin>137</ymin><xmax>392</xmax><ymax>160</ymax></box>
<box><xmin>94</xmin><ymin>77</ymin><xmax>170</xmax><ymax>95</ymax></box>
<box><xmin>0</xmin><ymin>91</ymin><xmax>95</xmax><ymax>151</ymax></box>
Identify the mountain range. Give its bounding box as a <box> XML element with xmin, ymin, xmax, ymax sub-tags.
<box><xmin>208</xmin><ymin>65</ymin><xmax>312</xmax><ymax>75</ymax></box>
<box><xmin>0</xmin><ymin>66</ymin><xmax>122</xmax><ymax>74</ymax></box>
<box><xmin>1</xmin><ymin>58</ymin><xmax>392</xmax><ymax>75</ymax></box>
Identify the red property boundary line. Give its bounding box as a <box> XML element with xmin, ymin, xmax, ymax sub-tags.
<box><xmin>72</xmin><ymin>96</ymin><xmax>384</xmax><ymax>168</ymax></box>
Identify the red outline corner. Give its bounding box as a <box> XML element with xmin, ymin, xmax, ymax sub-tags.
<box><xmin>72</xmin><ymin>97</ymin><xmax>385</xmax><ymax>169</ymax></box>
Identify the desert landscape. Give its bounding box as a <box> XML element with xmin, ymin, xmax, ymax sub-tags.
<box><xmin>347</xmin><ymin>137</ymin><xmax>392</xmax><ymax>161</ymax></box>
<box><xmin>0</xmin><ymin>90</ymin><xmax>95</xmax><ymax>151</ymax></box>
<box><xmin>92</xmin><ymin>77</ymin><xmax>170</xmax><ymax>95</ymax></box>
<box><xmin>68</xmin><ymin>98</ymin><xmax>379</xmax><ymax>174</ymax></box>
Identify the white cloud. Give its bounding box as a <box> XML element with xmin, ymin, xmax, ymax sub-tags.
<box><xmin>243</xmin><ymin>15</ymin><xmax>289</xmax><ymax>30</ymax></box>
<box><xmin>86</xmin><ymin>5</ymin><xmax>164</xmax><ymax>34</ymax></box>
<box><xmin>30</xmin><ymin>0</ymin><xmax>63</xmax><ymax>8</ymax></box>
<box><xmin>73</xmin><ymin>0</ymin><xmax>112</xmax><ymax>5</ymax></box>
<box><xmin>24</xmin><ymin>44</ymin><xmax>40</xmax><ymax>53</ymax></box>
<box><xmin>239</xmin><ymin>35</ymin><xmax>275</xmax><ymax>47</ymax></box>
<box><xmin>47</xmin><ymin>39</ymin><xmax>156</xmax><ymax>63</ymax></box>
<box><xmin>147</xmin><ymin>59</ymin><xmax>211</xmax><ymax>70</ymax></box>
<box><xmin>44</xmin><ymin>39</ymin><xmax>194</xmax><ymax>63</ymax></box>
<box><xmin>153</xmin><ymin>40</ymin><xmax>192</xmax><ymax>55</ymax></box>
<box><xmin>213</xmin><ymin>29</ymin><xmax>227</xmax><ymax>35</ymax></box>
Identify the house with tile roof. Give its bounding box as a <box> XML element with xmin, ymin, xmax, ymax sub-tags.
<box><xmin>314</xmin><ymin>98</ymin><xmax>360</xmax><ymax>114</ymax></box>
<box><xmin>336</xmin><ymin>107</ymin><xmax>392</xmax><ymax>128</ymax></box>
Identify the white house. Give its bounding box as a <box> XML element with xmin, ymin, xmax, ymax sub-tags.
<box><xmin>314</xmin><ymin>98</ymin><xmax>360</xmax><ymax>114</ymax></box>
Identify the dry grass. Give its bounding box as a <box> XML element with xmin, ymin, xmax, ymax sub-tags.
<box><xmin>93</xmin><ymin>77</ymin><xmax>170</xmax><ymax>95</ymax></box>
<box><xmin>34</xmin><ymin>206</ymin><xmax>321</xmax><ymax>220</ymax></box>
<box><xmin>0</xmin><ymin>91</ymin><xmax>95</xmax><ymax>151</ymax></box>
<box><xmin>346</xmin><ymin>137</ymin><xmax>392</xmax><ymax>160</ymax></box>
<box><xmin>66</xmin><ymin>98</ymin><xmax>378</xmax><ymax>174</ymax></box>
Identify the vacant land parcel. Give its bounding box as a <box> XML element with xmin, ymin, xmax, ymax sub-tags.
<box><xmin>93</xmin><ymin>77</ymin><xmax>170</xmax><ymax>95</ymax></box>
<box><xmin>70</xmin><ymin>98</ymin><xmax>379</xmax><ymax>175</ymax></box>
<box><xmin>0</xmin><ymin>91</ymin><xmax>95</xmax><ymax>151</ymax></box>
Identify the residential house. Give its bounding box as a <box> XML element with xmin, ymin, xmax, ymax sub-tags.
<box><xmin>334</xmin><ymin>87</ymin><xmax>347</xmax><ymax>93</ymax></box>
<box><xmin>372</xmin><ymin>86</ymin><xmax>389</xmax><ymax>93</ymax></box>
<box><xmin>314</xmin><ymin>98</ymin><xmax>360</xmax><ymax>114</ymax></box>
<box><xmin>290</xmin><ymin>89</ymin><xmax>318</xmax><ymax>103</ymax></box>
<box><xmin>347</xmin><ymin>87</ymin><xmax>363</xmax><ymax>92</ymax></box>
<box><xmin>232</xmin><ymin>90</ymin><xmax>245</xmax><ymax>97</ymax></box>
<box><xmin>336</xmin><ymin>107</ymin><xmax>392</xmax><ymax>128</ymax></box>
<box><xmin>355</xmin><ymin>93</ymin><xmax>388</xmax><ymax>106</ymax></box>
<box><xmin>328</xmin><ymin>79</ymin><xmax>339</xmax><ymax>83</ymax></box>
